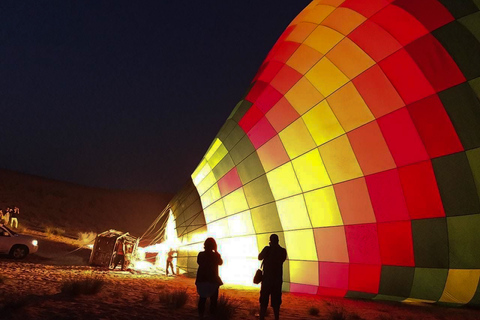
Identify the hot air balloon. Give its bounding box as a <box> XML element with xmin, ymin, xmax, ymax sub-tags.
<box><xmin>144</xmin><ymin>0</ymin><xmax>480</xmax><ymax>305</ymax></box>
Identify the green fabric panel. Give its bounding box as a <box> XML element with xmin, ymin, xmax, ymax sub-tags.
<box><xmin>433</xmin><ymin>22</ymin><xmax>480</xmax><ymax>80</ymax></box>
<box><xmin>468</xmin><ymin>281</ymin><xmax>480</xmax><ymax>306</ymax></box>
<box><xmin>475</xmin><ymin>0</ymin><xmax>480</xmax><ymax>9</ymax></box>
<box><xmin>411</xmin><ymin>218</ymin><xmax>449</xmax><ymax>268</ymax></box>
<box><xmin>378</xmin><ymin>266</ymin><xmax>415</xmax><ymax>298</ymax></box>
<box><xmin>251</xmin><ymin>203</ymin><xmax>283</xmax><ymax>234</ymax></box>
<box><xmin>223</xmin><ymin>125</ymin><xmax>246</xmax><ymax>151</ymax></box>
<box><xmin>466</xmin><ymin>148</ymin><xmax>480</xmax><ymax>199</ymax></box>
<box><xmin>438</xmin><ymin>83</ymin><xmax>480</xmax><ymax>150</ymax></box>
<box><xmin>236</xmin><ymin>152</ymin><xmax>265</xmax><ymax>185</ymax></box>
<box><xmin>232</xmin><ymin>100</ymin><xmax>253</xmax><ymax>123</ymax></box>
<box><xmin>410</xmin><ymin>268</ymin><xmax>448</xmax><ymax>301</ymax></box>
<box><xmin>228</xmin><ymin>101</ymin><xmax>243</xmax><ymax>120</ymax></box>
<box><xmin>345</xmin><ymin>291</ymin><xmax>377</xmax><ymax>300</ymax></box>
<box><xmin>282</xmin><ymin>281</ymin><xmax>290</xmax><ymax>292</ymax></box>
<box><xmin>373</xmin><ymin>294</ymin><xmax>405</xmax><ymax>302</ymax></box>
<box><xmin>460</xmin><ymin>12</ymin><xmax>480</xmax><ymax>42</ymax></box>
<box><xmin>212</xmin><ymin>154</ymin><xmax>235</xmax><ymax>180</ymax></box>
<box><xmin>243</xmin><ymin>175</ymin><xmax>275</xmax><ymax>208</ymax></box>
<box><xmin>470</xmin><ymin>77</ymin><xmax>480</xmax><ymax>101</ymax></box>
<box><xmin>230</xmin><ymin>135</ymin><xmax>255</xmax><ymax>165</ymax></box>
<box><xmin>432</xmin><ymin>152</ymin><xmax>480</xmax><ymax>216</ymax></box>
<box><xmin>216</xmin><ymin>119</ymin><xmax>237</xmax><ymax>142</ymax></box>
<box><xmin>437</xmin><ymin>0</ymin><xmax>479</xmax><ymax>18</ymax></box>
<box><xmin>448</xmin><ymin>214</ymin><xmax>480</xmax><ymax>268</ymax></box>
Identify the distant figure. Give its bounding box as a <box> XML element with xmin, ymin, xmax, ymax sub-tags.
<box><xmin>10</xmin><ymin>207</ymin><xmax>19</xmax><ymax>228</ymax></box>
<box><xmin>258</xmin><ymin>234</ymin><xmax>287</xmax><ymax>320</ymax></box>
<box><xmin>0</xmin><ymin>210</ymin><xmax>4</xmax><ymax>224</ymax></box>
<box><xmin>166</xmin><ymin>248</ymin><xmax>177</xmax><ymax>276</ymax></box>
<box><xmin>113</xmin><ymin>239</ymin><xmax>126</xmax><ymax>271</ymax></box>
<box><xmin>3</xmin><ymin>208</ymin><xmax>10</xmax><ymax>226</ymax></box>
<box><xmin>196</xmin><ymin>237</ymin><xmax>223</xmax><ymax>318</ymax></box>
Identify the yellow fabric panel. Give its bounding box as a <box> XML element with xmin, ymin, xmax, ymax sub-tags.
<box><xmin>306</xmin><ymin>57</ymin><xmax>349</xmax><ymax>97</ymax></box>
<box><xmin>304</xmin><ymin>25</ymin><xmax>344</xmax><ymax>55</ymax></box>
<box><xmin>319</xmin><ymin>135</ymin><xmax>363</xmax><ymax>183</ymax></box>
<box><xmin>207</xmin><ymin>219</ymin><xmax>230</xmax><ymax>239</ymax></box>
<box><xmin>292</xmin><ymin>149</ymin><xmax>331</xmax><ymax>192</ymax></box>
<box><xmin>196</xmin><ymin>171</ymin><xmax>217</xmax><ymax>196</ymax></box>
<box><xmin>207</xmin><ymin>142</ymin><xmax>228</xmax><ymax>169</ymax></box>
<box><xmin>203</xmin><ymin>198</ymin><xmax>226</xmax><ymax>223</ymax></box>
<box><xmin>227</xmin><ymin>211</ymin><xmax>255</xmax><ymax>237</ymax></box>
<box><xmin>285</xmin><ymin>229</ymin><xmax>318</xmax><ymax>261</ymax></box>
<box><xmin>266</xmin><ymin>162</ymin><xmax>303</xmax><ymax>200</ymax></box>
<box><xmin>439</xmin><ymin>269</ymin><xmax>480</xmax><ymax>304</ymax></box>
<box><xmin>303</xmin><ymin>100</ymin><xmax>345</xmax><ymax>147</ymax></box>
<box><xmin>303</xmin><ymin>5</ymin><xmax>335</xmax><ymax>24</ymax></box>
<box><xmin>285</xmin><ymin>77</ymin><xmax>324</xmax><ymax>115</ymax></box>
<box><xmin>326</xmin><ymin>82</ymin><xmax>374</xmax><ymax>132</ymax></box>
<box><xmin>289</xmin><ymin>260</ymin><xmax>319</xmax><ymax>286</ymax></box>
<box><xmin>285</xmin><ymin>22</ymin><xmax>318</xmax><ymax>43</ymax></box>
<box><xmin>327</xmin><ymin>38</ymin><xmax>376</xmax><ymax>79</ymax></box>
<box><xmin>321</xmin><ymin>7</ymin><xmax>366</xmax><ymax>35</ymax></box>
<box><xmin>304</xmin><ymin>186</ymin><xmax>343</xmax><ymax>227</ymax></box>
<box><xmin>192</xmin><ymin>160</ymin><xmax>211</xmax><ymax>186</ymax></box>
<box><xmin>222</xmin><ymin>188</ymin><xmax>249</xmax><ymax>216</ymax></box>
<box><xmin>277</xmin><ymin>195</ymin><xmax>312</xmax><ymax>230</ymax></box>
<box><xmin>257</xmin><ymin>135</ymin><xmax>290</xmax><ymax>173</ymax></box>
<box><xmin>205</xmin><ymin>138</ymin><xmax>222</xmax><ymax>161</ymax></box>
<box><xmin>219</xmin><ymin>236</ymin><xmax>259</xmax><ymax>259</ymax></box>
<box><xmin>200</xmin><ymin>184</ymin><xmax>221</xmax><ymax>209</ymax></box>
<box><xmin>286</xmin><ymin>44</ymin><xmax>323</xmax><ymax>75</ymax></box>
<box><xmin>279</xmin><ymin>118</ymin><xmax>317</xmax><ymax>159</ymax></box>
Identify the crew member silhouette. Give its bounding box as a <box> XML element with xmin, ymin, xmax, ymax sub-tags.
<box><xmin>166</xmin><ymin>248</ymin><xmax>176</xmax><ymax>276</ymax></box>
<box><xmin>258</xmin><ymin>234</ymin><xmax>287</xmax><ymax>320</ymax></box>
<box><xmin>195</xmin><ymin>237</ymin><xmax>223</xmax><ymax>318</ymax></box>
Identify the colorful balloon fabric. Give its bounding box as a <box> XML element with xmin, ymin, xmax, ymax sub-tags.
<box><xmin>156</xmin><ymin>0</ymin><xmax>480</xmax><ymax>305</ymax></box>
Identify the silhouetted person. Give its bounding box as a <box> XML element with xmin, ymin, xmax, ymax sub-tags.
<box><xmin>166</xmin><ymin>248</ymin><xmax>177</xmax><ymax>276</ymax></box>
<box><xmin>195</xmin><ymin>237</ymin><xmax>223</xmax><ymax>318</ymax></box>
<box><xmin>113</xmin><ymin>239</ymin><xmax>126</xmax><ymax>270</ymax></box>
<box><xmin>10</xmin><ymin>207</ymin><xmax>19</xmax><ymax>228</ymax></box>
<box><xmin>258</xmin><ymin>234</ymin><xmax>287</xmax><ymax>320</ymax></box>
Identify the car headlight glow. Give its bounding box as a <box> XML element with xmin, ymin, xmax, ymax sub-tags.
<box><xmin>32</xmin><ymin>240</ymin><xmax>38</xmax><ymax>246</ymax></box>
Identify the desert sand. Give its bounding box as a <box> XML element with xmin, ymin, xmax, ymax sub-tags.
<box><xmin>1</xmin><ymin>231</ymin><xmax>479</xmax><ymax>320</ymax></box>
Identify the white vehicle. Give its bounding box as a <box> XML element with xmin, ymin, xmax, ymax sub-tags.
<box><xmin>0</xmin><ymin>224</ymin><xmax>38</xmax><ymax>259</ymax></box>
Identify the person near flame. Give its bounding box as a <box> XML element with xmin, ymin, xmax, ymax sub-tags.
<box><xmin>113</xmin><ymin>239</ymin><xmax>126</xmax><ymax>271</ymax></box>
<box><xmin>195</xmin><ymin>237</ymin><xmax>223</xmax><ymax>318</ymax></box>
<box><xmin>258</xmin><ymin>234</ymin><xmax>287</xmax><ymax>320</ymax></box>
<box><xmin>166</xmin><ymin>248</ymin><xmax>177</xmax><ymax>276</ymax></box>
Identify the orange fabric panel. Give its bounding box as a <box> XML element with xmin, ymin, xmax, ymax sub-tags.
<box><xmin>285</xmin><ymin>22</ymin><xmax>318</xmax><ymax>43</ymax></box>
<box><xmin>326</xmin><ymin>38</ymin><xmax>375</xmax><ymax>79</ymax></box>
<box><xmin>314</xmin><ymin>226</ymin><xmax>349</xmax><ymax>262</ymax></box>
<box><xmin>256</xmin><ymin>135</ymin><xmax>290</xmax><ymax>173</ymax></box>
<box><xmin>286</xmin><ymin>44</ymin><xmax>323</xmax><ymax>75</ymax></box>
<box><xmin>285</xmin><ymin>77</ymin><xmax>324</xmax><ymax>115</ymax></box>
<box><xmin>266</xmin><ymin>97</ymin><xmax>300</xmax><ymax>133</ymax></box>
<box><xmin>334</xmin><ymin>177</ymin><xmax>376</xmax><ymax>225</ymax></box>
<box><xmin>322</xmin><ymin>7</ymin><xmax>366</xmax><ymax>35</ymax></box>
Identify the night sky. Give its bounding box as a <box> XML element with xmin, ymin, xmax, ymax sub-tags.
<box><xmin>0</xmin><ymin>1</ymin><xmax>311</xmax><ymax>193</ymax></box>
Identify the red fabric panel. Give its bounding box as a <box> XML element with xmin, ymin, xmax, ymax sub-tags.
<box><xmin>408</xmin><ymin>94</ymin><xmax>464</xmax><ymax>158</ymax></box>
<box><xmin>290</xmin><ymin>283</ymin><xmax>318</xmax><ymax>295</ymax></box>
<box><xmin>378</xmin><ymin>108</ymin><xmax>429</xmax><ymax>167</ymax></box>
<box><xmin>347</xmin><ymin>120</ymin><xmax>396</xmax><ymax>175</ymax></box>
<box><xmin>366</xmin><ymin>169</ymin><xmax>410</xmax><ymax>223</ymax></box>
<box><xmin>398</xmin><ymin>160</ymin><xmax>445</xmax><ymax>219</ymax></box>
<box><xmin>345</xmin><ymin>224</ymin><xmax>381</xmax><ymax>264</ymax></box>
<box><xmin>377</xmin><ymin>221</ymin><xmax>415</xmax><ymax>266</ymax></box>
<box><xmin>265</xmin><ymin>97</ymin><xmax>299</xmax><ymax>132</ymax></box>
<box><xmin>394</xmin><ymin>0</ymin><xmax>454</xmax><ymax>31</ymax></box>
<box><xmin>334</xmin><ymin>178</ymin><xmax>376</xmax><ymax>225</ymax></box>
<box><xmin>348</xmin><ymin>264</ymin><xmax>381</xmax><ymax>294</ymax></box>
<box><xmin>246</xmin><ymin>81</ymin><xmax>268</xmax><ymax>104</ymax></box>
<box><xmin>316</xmin><ymin>287</ymin><xmax>348</xmax><ymax>297</ymax></box>
<box><xmin>247</xmin><ymin>117</ymin><xmax>277</xmax><ymax>149</ymax></box>
<box><xmin>270</xmin><ymin>65</ymin><xmax>303</xmax><ymax>95</ymax></box>
<box><xmin>341</xmin><ymin>0</ymin><xmax>391</xmax><ymax>18</ymax></box>
<box><xmin>405</xmin><ymin>34</ymin><xmax>465</xmax><ymax>93</ymax></box>
<box><xmin>348</xmin><ymin>20</ymin><xmax>402</xmax><ymax>62</ymax></box>
<box><xmin>261</xmin><ymin>28</ymin><xmax>296</xmax><ymax>66</ymax></box>
<box><xmin>371</xmin><ymin>5</ymin><xmax>429</xmax><ymax>45</ymax></box>
<box><xmin>254</xmin><ymin>85</ymin><xmax>283</xmax><ymax>114</ymax></box>
<box><xmin>217</xmin><ymin>168</ymin><xmax>242</xmax><ymax>197</ymax></box>
<box><xmin>269</xmin><ymin>41</ymin><xmax>301</xmax><ymax>63</ymax></box>
<box><xmin>239</xmin><ymin>105</ymin><xmax>263</xmax><ymax>133</ymax></box>
<box><xmin>319</xmin><ymin>262</ymin><xmax>349</xmax><ymax>289</ymax></box>
<box><xmin>353</xmin><ymin>65</ymin><xmax>405</xmax><ymax>118</ymax></box>
<box><xmin>257</xmin><ymin>61</ymin><xmax>284</xmax><ymax>84</ymax></box>
<box><xmin>379</xmin><ymin>49</ymin><xmax>435</xmax><ymax>105</ymax></box>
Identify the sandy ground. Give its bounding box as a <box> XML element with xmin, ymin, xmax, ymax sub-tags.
<box><xmin>1</xmin><ymin>234</ymin><xmax>480</xmax><ymax>320</ymax></box>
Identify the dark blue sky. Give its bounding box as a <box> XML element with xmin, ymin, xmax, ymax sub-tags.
<box><xmin>0</xmin><ymin>1</ymin><xmax>311</xmax><ymax>193</ymax></box>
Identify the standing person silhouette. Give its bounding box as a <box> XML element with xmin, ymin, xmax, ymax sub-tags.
<box><xmin>258</xmin><ymin>234</ymin><xmax>287</xmax><ymax>320</ymax></box>
<box><xmin>195</xmin><ymin>237</ymin><xmax>223</xmax><ymax>318</ymax></box>
<box><xmin>166</xmin><ymin>248</ymin><xmax>177</xmax><ymax>276</ymax></box>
